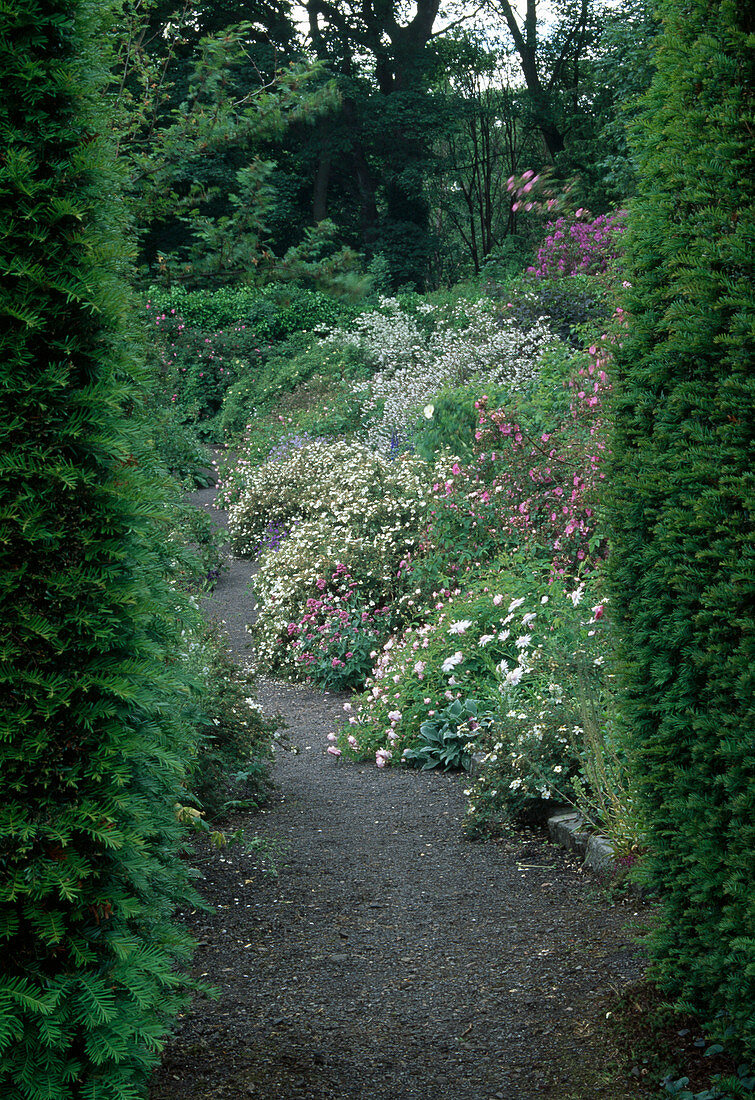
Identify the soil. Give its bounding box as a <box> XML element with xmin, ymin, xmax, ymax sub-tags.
<box><xmin>149</xmin><ymin>468</ymin><xmax>651</xmax><ymax>1100</ymax></box>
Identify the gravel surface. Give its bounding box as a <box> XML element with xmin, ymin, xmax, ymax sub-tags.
<box><xmin>149</xmin><ymin>474</ymin><xmax>648</xmax><ymax>1100</ymax></box>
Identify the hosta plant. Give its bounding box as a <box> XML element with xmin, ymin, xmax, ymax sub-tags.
<box><xmin>403</xmin><ymin>698</ymin><xmax>492</xmax><ymax>772</ymax></box>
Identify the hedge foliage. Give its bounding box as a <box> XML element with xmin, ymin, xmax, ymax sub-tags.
<box><xmin>0</xmin><ymin>3</ymin><xmax>200</xmax><ymax>1096</ymax></box>
<box><xmin>607</xmin><ymin>0</ymin><xmax>755</xmax><ymax>1055</ymax></box>
<box><xmin>145</xmin><ymin>282</ymin><xmax>359</xmax><ymax>343</ymax></box>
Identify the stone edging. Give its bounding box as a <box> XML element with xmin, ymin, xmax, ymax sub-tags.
<box><xmin>547</xmin><ymin>808</ymin><xmax>616</xmax><ymax>875</ymax></box>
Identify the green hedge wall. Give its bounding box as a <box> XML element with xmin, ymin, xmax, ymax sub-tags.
<box><xmin>607</xmin><ymin>0</ymin><xmax>754</xmax><ymax>1055</ymax></box>
<box><xmin>0</xmin><ymin>3</ymin><xmax>200</xmax><ymax>1096</ymax></box>
<box><xmin>145</xmin><ymin>282</ymin><xmax>358</xmax><ymax>342</ymax></box>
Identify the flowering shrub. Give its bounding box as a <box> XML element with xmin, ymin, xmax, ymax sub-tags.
<box><xmin>337</xmin><ymin>568</ymin><xmax>543</xmax><ymax>767</ymax></box>
<box><xmin>494</xmin><ymin>274</ymin><xmax>614</xmax><ymax>346</ymax></box>
<box><xmin>462</xmin><ymin>576</ymin><xmax>637</xmax><ymax>837</ymax></box>
<box><xmin>227</xmin><ymin>437</ymin><xmax>431</xmax><ymax>559</ymax></box>
<box><xmin>218</xmin><ymin>430</ymin><xmax>322</xmax><ymax>515</ymax></box>
<box><xmin>424</xmin><ymin>332</ymin><xmax>615</xmax><ymax>578</ymax></box>
<box><xmin>502</xmin><ymin>170</ymin><xmax>626</xmax><ymax>281</ymax></box>
<box><xmin>147</xmin><ymin>303</ymin><xmax>270</xmax><ymax>427</ymax></box>
<box><xmin>527</xmin><ymin>210</ymin><xmax>626</xmax><ymax>280</ymax></box>
<box><xmin>324</xmin><ymin>297</ymin><xmax>558</xmax><ymax>452</ymax></box>
<box><xmin>288</xmin><ymin>564</ymin><xmax>390</xmax><ymax>692</ymax></box>
<box><xmin>236</xmin><ymin>440</ymin><xmax>436</xmax><ymax>681</ymax></box>
<box><xmin>463</xmin><ymin>685</ymin><xmax>584</xmax><ymax>831</ymax></box>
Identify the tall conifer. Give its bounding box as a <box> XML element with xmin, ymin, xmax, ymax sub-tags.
<box><xmin>607</xmin><ymin>0</ymin><xmax>754</xmax><ymax>1054</ymax></box>
<box><xmin>0</xmin><ymin>2</ymin><xmax>199</xmax><ymax>1095</ymax></box>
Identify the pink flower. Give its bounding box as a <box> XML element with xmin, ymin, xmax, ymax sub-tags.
<box><xmin>327</xmin><ymin>746</ymin><xmax>341</xmax><ymax>757</ymax></box>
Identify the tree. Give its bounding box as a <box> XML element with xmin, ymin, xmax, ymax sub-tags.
<box><xmin>304</xmin><ymin>0</ymin><xmax>451</xmax><ymax>286</ymax></box>
<box><xmin>429</xmin><ymin>34</ymin><xmax>541</xmax><ymax>279</ymax></box>
<box><xmin>489</xmin><ymin>0</ymin><xmax>596</xmax><ymax>162</ymax></box>
<box><xmin>564</xmin><ymin>0</ymin><xmax>659</xmax><ymax>209</ymax></box>
<box><xmin>110</xmin><ymin>0</ymin><xmax>339</xmax><ymax>284</ymax></box>
<box><xmin>0</xmin><ymin>2</ymin><xmax>203</xmax><ymax>1094</ymax></box>
<box><xmin>607</xmin><ymin>0</ymin><xmax>755</xmax><ymax>1055</ymax></box>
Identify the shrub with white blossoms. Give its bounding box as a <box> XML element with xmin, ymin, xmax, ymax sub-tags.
<box><xmin>337</xmin><ymin>568</ymin><xmax>548</xmax><ymax>768</ymax></box>
<box><xmin>337</xmin><ymin>567</ymin><xmax>620</xmax><ymax>825</ymax></box>
<box><xmin>463</xmin><ymin>579</ymin><xmax>619</xmax><ymax>834</ymax></box>
<box><xmin>324</xmin><ymin>297</ymin><xmax>558</xmax><ymax>452</ymax></box>
<box><xmin>235</xmin><ymin>439</ymin><xmax>437</xmax><ymax>679</ymax></box>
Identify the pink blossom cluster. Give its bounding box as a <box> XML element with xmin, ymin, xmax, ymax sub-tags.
<box><xmin>429</xmin><ymin>341</ymin><xmax>614</xmax><ymax>576</ymax></box>
<box><xmin>145</xmin><ymin>301</ymin><xmax>268</xmax><ymax>412</ymax></box>
<box><xmin>505</xmin><ymin>168</ymin><xmax>573</xmax><ymax>217</ymax></box>
<box><xmin>285</xmin><ymin>563</ymin><xmax>387</xmax><ymax>669</ymax></box>
<box><xmin>526</xmin><ymin>210</ymin><xmax>626</xmax><ymax>279</ymax></box>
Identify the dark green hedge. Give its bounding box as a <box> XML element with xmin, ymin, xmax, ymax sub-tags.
<box><xmin>607</xmin><ymin>0</ymin><xmax>754</xmax><ymax>1056</ymax></box>
<box><xmin>145</xmin><ymin>282</ymin><xmax>359</xmax><ymax>342</ymax></box>
<box><xmin>0</xmin><ymin>3</ymin><xmax>200</xmax><ymax>1096</ymax></box>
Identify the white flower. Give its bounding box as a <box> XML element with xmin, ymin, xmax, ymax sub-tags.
<box><xmin>515</xmin><ymin>634</ymin><xmax>532</xmax><ymax>649</ymax></box>
<box><xmin>441</xmin><ymin>652</ymin><xmax>464</xmax><ymax>673</ymax></box>
<box><xmin>448</xmin><ymin>619</ymin><xmax>473</xmax><ymax>635</ymax></box>
<box><xmin>478</xmin><ymin>634</ymin><xmax>495</xmax><ymax>647</ymax></box>
<box><xmin>493</xmin><ymin>594</ymin><xmax>504</xmax><ymax>606</ymax></box>
<box><xmin>423</xmin><ymin>404</ymin><xmax>435</xmax><ymax>418</ymax></box>
<box><xmin>568</xmin><ymin>584</ymin><xmax>585</xmax><ymax>607</ymax></box>
<box><xmin>505</xmin><ymin>667</ymin><xmax>524</xmax><ymax>686</ymax></box>
<box><xmin>521</xmin><ymin>612</ymin><xmax>536</xmax><ymax>626</ymax></box>
<box><xmin>498</xmin><ymin>629</ymin><xmax>510</xmax><ymax>642</ymax></box>
<box><xmin>508</xmin><ymin>597</ymin><xmax>526</xmax><ymax>613</ymax></box>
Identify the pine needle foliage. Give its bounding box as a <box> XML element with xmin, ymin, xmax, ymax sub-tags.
<box><xmin>606</xmin><ymin>0</ymin><xmax>755</xmax><ymax>1056</ymax></box>
<box><xmin>0</xmin><ymin>2</ymin><xmax>203</xmax><ymax>1095</ymax></box>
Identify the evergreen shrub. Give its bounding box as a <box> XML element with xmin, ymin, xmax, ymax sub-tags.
<box><xmin>607</xmin><ymin>0</ymin><xmax>755</xmax><ymax>1055</ymax></box>
<box><xmin>145</xmin><ymin>283</ymin><xmax>359</xmax><ymax>342</ymax></box>
<box><xmin>0</xmin><ymin>3</ymin><xmax>203</xmax><ymax>1095</ymax></box>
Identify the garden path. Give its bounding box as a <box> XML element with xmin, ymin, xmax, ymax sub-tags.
<box><xmin>148</xmin><ymin>470</ymin><xmax>648</xmax><ymax>1100</ymax></box>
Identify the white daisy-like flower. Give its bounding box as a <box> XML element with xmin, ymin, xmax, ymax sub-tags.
<box><xmin>448</xmin><ymin>619</ymin><xmax>473</xmax><ymax>634</ymax></box>
<box><xmin>515</xmin><ymin>634</ymin><xmax>532</xmax><ymax>649</ymax></box>
<box><xmin>508</xmin><ymin>596</ymin><xmax>526</xmax><ymax>613</ymax></box>
<box><xmin>478</xmin><ymin>634</ymin><xmax>496</xmax><ymax>647</ymax></box>
<box><xmin>441</xmin><ymin>652</ymin><xmax>464</xmax><ymax>673</ymax></box>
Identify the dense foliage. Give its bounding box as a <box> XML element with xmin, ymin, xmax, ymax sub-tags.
<box><xmin>3</xmin><ymin>0</ymin><xmax>753</xmax><ymax>1091</ymax></box>
<box><xmin>607</xmin><ymin>0</ymin><xmax>755</xmax><ymax>1057</ymax></box>
<box><xmin>0</xmin><ymin>4</ymin><xmax>207</xmax><ymax>1095</ymax></box>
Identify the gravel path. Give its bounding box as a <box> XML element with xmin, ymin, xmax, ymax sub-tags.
<box><xmin>149</xmin><ymin>475</ymin><xmax>648</xmax><ymax>1100</ymax></box>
